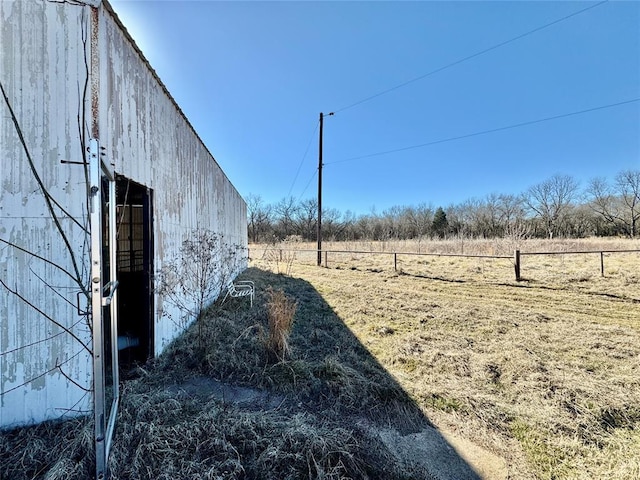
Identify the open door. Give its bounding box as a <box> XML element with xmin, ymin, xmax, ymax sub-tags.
<box><xmin>115</xmin><ymin>176</ymin><xmax>154</xmax><ymax>370</ymax></box>
<box><xmin>89</xmin><ymin>139</ymin><xmax>119</xmax><ymax>480</ymax></box>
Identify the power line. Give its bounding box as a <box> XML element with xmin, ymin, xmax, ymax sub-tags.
<box><xmin>326</xmin><ymin>98</ymin><xmax>640</xmax><ymax>165</ymax></box>
<box><xmin>333</xmin><ymin>0</ymin><xmax>609</xmax><ymax>114</ymax></box>
<box><xmin>297</xmin><ymin>169</ymin><xmax>318</xmax><ymax>202</ymax></box>
<box><xmin>287</xmin><ymin>120</ymin><xmax>320</xmax><ymax>198</ymax></box>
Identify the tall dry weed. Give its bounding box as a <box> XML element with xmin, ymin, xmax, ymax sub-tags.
<box><xmin>263</xmin><ymin>287</ymin><xmax>297</xmax><ymax>362</ymax></box>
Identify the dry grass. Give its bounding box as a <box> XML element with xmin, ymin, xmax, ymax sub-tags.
<box><xmin>253</xmin><ymin>237</ymin><xmax>640</xmax><ymax>303</ymax></box>
<box><xmin>3</xmin><ymin>238</ymin><xmax>638</xmax><ymax>479</ymax></box>
<box><xmin>251</xmin><ymin>238</ymin><xmax>640</xmax><ymax>479</ymax></box>
<box><xmin>263</xmin><ymin>287</ymin><xmax>297</xmax><ymax>362</ymax></box>
<box><xmin>1</xmin><ymin>269</ymin><xmax>423</xmax><ymax>480</ymax></box>
<box><xmin>0</xmin><ymin>417</ymin><xmax>94</xmax><ymax>479</ymax></box>
<box><xmin>317</xmin><ymin>237</ymin><xmax>640</xmax><ymax>255</ymax></box>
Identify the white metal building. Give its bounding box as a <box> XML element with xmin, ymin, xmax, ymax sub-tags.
<box><xmin>0</xmin><ymin>0</ymin><xmax>247</xmax><ymax>445</ymax></box>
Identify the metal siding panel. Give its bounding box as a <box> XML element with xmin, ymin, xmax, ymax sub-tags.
<box><xmin>100</xmin><ymin>8</ymin><xmax>247</xmax><ymax>355</ymax></box>
<box><xmin>0</xmin><ymin>0</ymin><xmax>250</xmax><ymax>426</ymax></box>
<box><xmin>0</xmin><ymin>1</ymin><xmax>93</xmax><ymax>428</ymax></box>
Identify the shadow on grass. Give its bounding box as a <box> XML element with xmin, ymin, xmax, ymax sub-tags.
<box><xmin>185</xmin><ymin>266</ymin><xmax>483</xmax><ymax>479</ymax></box>
<box><xmin>0</xmin><ymin>267</ymin><xmax>483</xmax><ymax>480</ymax></box>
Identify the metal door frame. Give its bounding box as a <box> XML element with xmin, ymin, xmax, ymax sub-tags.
<box><xmin>89</xmin><ymin>138</ymin><xmax>119</xmax><ymax>479</ymax></box>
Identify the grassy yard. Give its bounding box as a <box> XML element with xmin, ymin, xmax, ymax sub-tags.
<box><xmin>1</xmin><ymin>267</ymin><xmax>469</xmax><ymax>479</ymax></box>
<box><xmin>2</xmin><ymin>239</ymin><xmax>639</xmax><ymax>479</ymax></box>
<box><xmin>252</xmin><ymin>238</ymin><xmax>640</xmax><ymax>478</ymax></box>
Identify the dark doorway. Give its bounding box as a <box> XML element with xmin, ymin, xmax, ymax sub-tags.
<box><xmin>115</xmin><ymin>175</ymin><xmax>154</xmax><ymax>370</ymax></box>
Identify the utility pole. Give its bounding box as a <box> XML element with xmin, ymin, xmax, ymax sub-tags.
<box><xmin>317</xmin><ymin>112</ymin><xmax>333</xmax><ymax>266</ymax></box>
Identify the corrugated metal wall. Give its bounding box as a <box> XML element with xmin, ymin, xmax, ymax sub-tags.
<box><xmin>0</xmin><ymin>0</ymin><xmax>94</xmax><ymax>429</ymax></box>
<box><xmin>99</xmin><ymin>4</ymin><xmax>247</xmax><ymax>351</ymax></box>
<box><xmin>0</xmin><ymin>0</ymin><xmax>247</xmax><ymax>428</ymax></box>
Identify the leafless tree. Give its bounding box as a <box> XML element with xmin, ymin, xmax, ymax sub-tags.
<box><xmin>321</xmin><ymin>207</ymin><xmax>345</xmax><ymax>240</ymax></box>
<box><xmin>246</xmin><ymin>194</ymin><xmax>273</xmax><ymax>243</ymax></box>
<box><xmin>413</xmin><ymin>203</ymin><xmax>434</xmax><ymax>238</ymax></box>
<box><xmin>482</xmin><ymin>193</ymin><xmax>503</xmax><ymax>237</ymax></box>
<box><xmin>355</xmin><ymin>215</ymin><xmax>373</xmax><ymax>240</ymax></box>
<box><xmin>587</xmin><ymin>170</ymin><xmax>640</xmax><ymax>237</ymax></box>
<box><xmin>381</xmin><ymin>206</ymin><xmax>402</xmax><ymax>239</ymax></box>
<box><xmin>245</xmin><ymin>168</ymin><xmax>637</xmax><ymax>242</ymax></box>
<box><xmin>294</xmin><ymin>198</ymin><xmax>318</xmax><ymax>240</ymax></box>
<box><xmin>497</xmin><ymin>194</ymin><xmax>526</xmax><ymax>231</ymax></box>
<box><xmin>523</xmin><ymin>174</ymin><xmax>579</xmax><ymax>238</ymax></box>
<box><xmin>616</xmin><ymin>170</ymin><xmax>640</xmax><ymax>237</ymax></box>
<box><xmin>569</xmin><ymin>204</ymin><xmax>599</xmax><ymax>237</ymax></box>
<box><xmin>587</xmin><ymin>177</ymin><xmax>620</xmax><ymax>233</ymax></box>
<box><xmin>274</xmin><ymin>196</ymin><xmax>299</xmax><ymax>239</ymax></box>
<box><xmin>457</xmin><ymin>198</ymin><xmax>489</xmax><ymax>238</ymax></box>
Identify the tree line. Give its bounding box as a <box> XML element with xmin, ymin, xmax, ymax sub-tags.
<box><xmin>247</xmin><ymin>169</ymin><xmax>640</xmax><ymax>243</ymax></box>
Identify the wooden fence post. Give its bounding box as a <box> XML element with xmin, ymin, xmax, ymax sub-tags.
<box><xmin>325</xmin><ymin>251</ymin><xmax>328</xmax><ymax>268</ymax></box>
<box><xmin>394</xmin><ymin>253</ymin><xmax>397</xmax><ymax>272</ymax></box>
<box><xmin>600</xmin><ymin>251</ymin><xmax>604</xmax><ymax>277</ymax></box>
<box><xmin>514</xmin><ymin>249</ymin><xmax>521</xmax><ymax>281</ymax></box>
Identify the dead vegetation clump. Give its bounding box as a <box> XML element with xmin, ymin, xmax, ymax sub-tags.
<box><xmin>261</xmin><ymin>239</ymin><xmax>298</xmax><ymax>275</ymax></box>
<box><xmin>262</xmin><ymin>286</ymin><xmax>297</xmax><ymax>362</ymax></box>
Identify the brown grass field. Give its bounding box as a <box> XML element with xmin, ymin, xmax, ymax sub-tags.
<box><xmin>251</xmin><ymin>238</ymin><xmax>640</xmax><ymax>479</ymax></box>
<box><xmin>1</xmin><ymin>238</ymin><xmax>638</xmax><ymax>479</ymax></box>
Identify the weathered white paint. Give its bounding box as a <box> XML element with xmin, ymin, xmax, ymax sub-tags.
<box><xmin>0</xmin><ymin>0</ymin><xmax>247</xmax><ymax>428</ymax></box>
<box><xmin>99</xmin><ymin>3</ymin><xmax>247</xmax><ymax>351</ymax></box>
<box><xmin>1</xmin><ymin>0</ymin><xmax>95</xmax><ymax>429</ymax></box>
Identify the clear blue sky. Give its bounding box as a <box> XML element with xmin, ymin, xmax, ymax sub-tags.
<box><xmin>110</xmin><ymin>0</ymin><xmax>639</xmax><ymax>215</ymax></box>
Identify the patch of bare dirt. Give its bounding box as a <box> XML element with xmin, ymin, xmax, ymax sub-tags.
<box><xmin>370</xmin><ymin>423</ymin><xmax>507</xmax><ymax>480</ymax></box>
<box><xmin>166</xmin><ymin>376</ymin><xmax>286</xmax><ymax>409</ymax></box>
